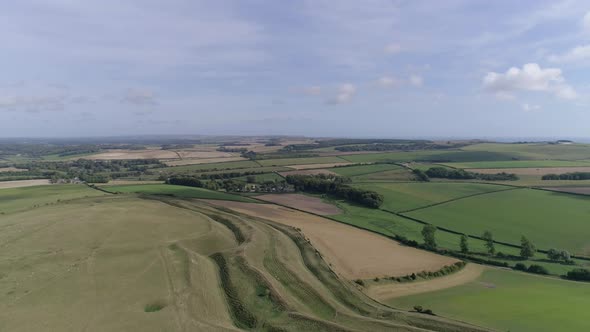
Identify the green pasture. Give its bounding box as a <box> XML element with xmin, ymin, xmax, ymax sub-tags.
<box><xmin>352</xmin><ymin>182</ymin><xmax>510</xmax><ymax>212</ymax></box>
<box><xmin>0</xmin><ymin>184</ymin><xmax>105</xmax><ymax>215</ymax></box>
<box><xmin>406</xmin><ymin>188</ymin><xmax>590</xmax><ymax>255</ymax></box>
<box><xmin>389</xmin><ymin>268</ymin><xmax>590</xmax><ymax>332</ymax></box>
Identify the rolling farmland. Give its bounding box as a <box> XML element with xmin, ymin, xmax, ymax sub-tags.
<box><xmin>4</xmin><ymin>137</ymin><xmax>590</xmax><ymax>331</ymax></box>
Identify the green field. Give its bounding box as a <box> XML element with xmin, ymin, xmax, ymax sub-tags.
<box><xmin>160</xmin><ymin>160</ymin><xmax>260</xmax><ymax>172</ymax></box>
<box><xmin>257</xmin><ymin>156</ymin><xmax>347</xmax><ymax>166</ymax></box>
<box><xmin>462</xmin><ymin>142</ymin><xmax>590</xmax><ymax>160</ymax></box>
<box><xmin>234</xmin><ymin>172</ymin><xmax>284</xmax><ymax>183</ymax></box>
<box><xmin>442</xmin><ymin>159</ymin><xmax>590</xmax><ymax>169</ymax></box>
<box><xmin>103</xmin><ymin>184</ymin><xmax>257</xmax><ymax>202</ymax></box>
<box><xmin>406</xmin><ymin>188</ymin><xmax>590</xmax><ymax>255</ymax></box>
<box><xmin>352</xmin><ymin>182</ymin><xmax>510</xmax><ymax>212</ymax></box>
<box><xmin>0</xmin><ymin>184</ymin><xmax>106</xmax><ymax>215</ymax></box>
<box><xmin>330</xmin><ymin>163</ymin><xmax>402</xmax><ymax>177</ymax></box>
<box><xmin>389</xmin><ymin>268</ymin><xmax>590</xmax><ymax>332</ymax></box>
<box><xmin>339</xmin><ymin>150</ymin><xmax>525</xmax><ymax>163</ymax></box>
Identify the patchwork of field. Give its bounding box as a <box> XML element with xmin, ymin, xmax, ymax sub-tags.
<box><xmin>0</xmin><ymin>179</ymin><xmax>50</xmax><ymax>189</ymax></box>
<box><xmin>388</xmin><ymin>268</ymin><xmax>590</xmax><ymax>332</ymax></box>
<box><xmin>1</xmin><ymin>185</ymin><xmax>491</xmax><ymax>331</ymax></box>
<box><xmin>255</xmin><ymin>193</ymin><xmax>342</xmax><ymax>215</ymax></box>
<box><xmin>102</xmin><ymin>184</ymin><xmax>257</xmax><ymax>202</ymax></box>
<box><xmin>201</xmin><ymin>200</ymin><xmax>458</xmax><ymax>279</ymax></box>
<box><xmin>352</xmin><ymin>182</ymin><xmax>511</xmax><ymax>212</ymax></box>
<box><xmin>406</xmin><ymin>188</ymin><xmax>590</xmax><ymax>255</ymax></box>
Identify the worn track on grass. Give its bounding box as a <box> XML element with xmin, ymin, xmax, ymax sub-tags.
<box><xmin>367</xmin><ymin>264</ymin><xmax>485</xmax><ymax>301</ymax></box>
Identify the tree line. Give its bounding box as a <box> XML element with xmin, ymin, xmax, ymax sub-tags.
<box><xmin>334</xmin><ymin>142</ymin><xmax>466</xmax><ymax>152</ymax></box>
<box><xmin>285</xmin><ymin>174</ymin><xmax>383</xmax><ymax>208</ymax></box>
<box><xmin>425</xmin><ymin>166</ymin><xmax>518</xmax><ymax>181</ymax></box>
<box><xmin>542</xmin><ymin>172</ymin><xmax>590</xmax><ymax>180</ymax></box>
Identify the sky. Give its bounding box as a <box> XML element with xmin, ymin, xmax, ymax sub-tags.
<box><xmin>2</xmin><ymin>0</ymin><xmax>590</xmax><ymax>138</ymax></box>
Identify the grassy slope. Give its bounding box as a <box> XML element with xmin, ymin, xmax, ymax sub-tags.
<box><xmin>406</xmin><ymin>188</ymin><xmax>590</xmax><ymax>255</ymax></box>
<box><xmin>388</xmin><ymin>268</ymin><xmax>590</xmax><ymax>332</ymax></box>
<box><xmin>352</xmin><ymin>182</ymin><xmax>510</xmax><ymax>212</ymax></box>
<box><xmin>0</xmin><ymin>184</ymin><xmax>105</xmax><ymax>215</ymax></box>
<box><xmin>103</xmin><ymin>184</ymin><xmax>257</xmax><ymax>202</ymax></box>
<box><xmin>0</xmin><ymin>196</ymin><xmax>238</xmax><ymax>331</ymax></box>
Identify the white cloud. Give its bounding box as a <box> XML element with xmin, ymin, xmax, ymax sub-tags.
<box><xmin>409</xmin><ymin>75</ymin><xmax>423</xmax><ymax>87</ymax></box>
<box><xmin>121</xmin><ymin>89</ymin><xmax>158</xmax><ymax>106</ymax></box>
<box><xmin>482</xmin><ymin>63</ymin><xmax>577</xmax><ymax>99</ymax></box>
<box><xmin>302</xmin><ymin>86</ymin><xmax>322</xmax><ymax>95</ymax></box>
<box><xmin>548</xmin><ymin>45</ymin><xmax>590</xmax><ymax>63</ymax></box>
<box><xmin>522</xmin><ymin>103</ymin><xmax>541</xmax><ymax>112</ymax></box>
<box><xmin>378</xmin><ymin>76</ymin><xmax>398</xmax><ymax>87</ymax></box>
<box><xmin>583</xmin><ymin>11</ymin><xmax>590</xmax><ymax>32</ymax></box>
<box><xmin>328</xmin><ymin>83</ymin><xmax>356</xmax><ymax>104</ymax></box>
<box><xmin>384</xmin><ymin>43</ymin><xmax>402</xmax><ymax>54</ymax></box>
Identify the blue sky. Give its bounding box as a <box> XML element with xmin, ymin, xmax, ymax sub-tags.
<box><xmin>2</xmin><ymin>0</ymin><xmax>590</xmax><ymax>138</ymax></box>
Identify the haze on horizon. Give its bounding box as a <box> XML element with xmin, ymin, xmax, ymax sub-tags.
<box><xmin>2</xmin><ymin>0</ymin><xmax>590</xmax><ymax>138</ymax></box>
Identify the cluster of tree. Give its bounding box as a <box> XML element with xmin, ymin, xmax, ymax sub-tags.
<box><xmin>565</xmin><ymin>268</ymin><xmax>590</xmax><ymax>281</ymax></box>
<box><xmin>199</xmin><ymin>170</ymin><xmax>265</xmax><ymax>180</ymax></box>
<box><xmin>425</xmin><ymin>167</ymin><xmax>518</xmax><ymax>181</ymax></box>
<box><xmin>285</xmin><ymin>174</ymin><xmax>383</xmax><ymax>208</ymax></box>
<box><xmin>514</xmin><ymin>263</ymin><xmax>549</xmax><ymax>275</ymax></box>
<box><xmin>161</xmin><ymin>144</ymin><xmax>193</xmax><ymax>150</ymax></box>
<box><xmin>334</xmin><ymin>142</ymin><xmax>466</xmax><ymax>152</ymax></box>
<box><xmin>166</xmin><ymin>176</ymin><xmax>204</xmax><ymax>187</ymax></box>
<box><xmin>217</xmin><ymin>147</ymin><xmax>248</xmax><ymax>153</ymax></box>
<box><xmin>412</xmin><ymin>169</ymin><xmax>430</xmax><ymax>182</ymax></box>
<box><xmin>542</xmin><ymin>172</ymin><xmax>590</xmax><ymax>180</ymax></box>
<box><xmin>279</xmin><ymin>138</ymin><xmax>428</xmax><ymax>152</ymax></box>
<box><xmin>547</xmin><ymin>248</ymin><xmax>572</xmax><ymax>263</ymax></box>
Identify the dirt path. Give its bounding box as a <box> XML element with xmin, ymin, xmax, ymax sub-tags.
<box><xmin>0</xmin><ymin>179</ymin><xmax>50</xmax><ymax>189</ymax></box>
<box><xmin>366</xmin><ymin>263</ymin><xmax>484</xmax><ymax>301</ymax></box>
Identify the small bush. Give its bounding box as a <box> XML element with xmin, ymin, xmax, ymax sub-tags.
<box><xmin>354</xmin><ymin>279</ymin><xmax>365</xmax><ymax>286</ymax></box>
<box><xmin>144</xmin><ymin>301</ymin><xmax>166</xmax><ymax>312</ymax></box>
<box><xmin>514</xmin><ymin>263</ymin><xmax>527</xmax><ymax>271</ymax></box>
<box><xmin>413</xmin><ymin>305</ymin><xmax>423</xmax><ymax>313</ymax></box>
<box><xmin>566</xmin><ymin>268</ymin><xmax>590</xmax><ymax>281</ymax></box>
<box><xmin>527</xmin><ymin>264</ymin><xmax>549</xmax><ymax>275</ymax></box>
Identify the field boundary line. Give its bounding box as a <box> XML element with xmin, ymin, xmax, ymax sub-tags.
<box><xmin>396</xmin><ymin>187</ymin><xmax>522</xmax><ymax>214</ymax></box>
